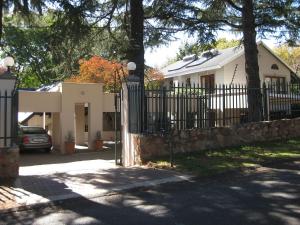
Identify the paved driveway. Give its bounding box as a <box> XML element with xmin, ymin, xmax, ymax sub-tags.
<box><xmin>1</xmin><ymin>148</ymin><xmax>189</xmax><ymax>211</ymax></box>
<box><xmin>19</xmin><ymin>150</ymin><xmax>118</xmax><ymax>176</ymax></box>
<box><xmin>1</xmin><ymin>160</ymin><xmax>300</xmax><ymax>225</ymax></box>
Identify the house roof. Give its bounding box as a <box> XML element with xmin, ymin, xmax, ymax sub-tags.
<box><xmin>161</xmin><ymin>41</ymin><xmax>296</xmax><ymax>79</ymax></box>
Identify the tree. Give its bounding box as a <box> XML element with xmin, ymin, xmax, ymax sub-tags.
<box><xmin>2</xmin><ymin>9</ymin><xmax>112</xmax><ymax>87</ymax></box>
<box><xmin>155</xmin><ymin>0</ymin><xmax>299</xmax><ymax>122</ymax></box>
<box><xmin>274</xmin><ymin>45</ymin><xmax>300</xmax><ymax>74</ymax></box>
<box><xmin>2</xmin><ymin>12</ymin><xmax>89</xmax><ymax>87</ymax></box>
<box><xmin>2</xmin><ymin>14</ymin><xmax>55</xmax><ymax>87</ymax></box>
<box><xmin>144</xmin><ymin>67</ymin><xmax>164</xmax><ymax>87</ymax></box>
<box><xmin>67</xmin><ymin>55</ymin><xmax>164</xmax><ymax>92</ymax></box>
<box><xmin>0</xmin><ymin>0</ymin><xmax>45</xmax><ymax>43</ymax></box>
<box><xmin>67</xmin><ymin>56</ymin><xmax>126</xmax><ymax>92</ymax></box>
<box><xmin>215</xmin><ymin>38</ymin><xmax>241</xmax><ymax>50</ymax></box>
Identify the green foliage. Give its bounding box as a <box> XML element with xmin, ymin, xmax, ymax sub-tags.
<box><xmin>274</xmin><ymin>45</ymin><xmax>300</xmax><ymax>73</ymax></box>
<box><xmin>178</xmin><ymin>0</ymin><xmax>300</xmax><ymax>44</ymax></box>
<box><xmin>0</xmin><ymin>0</ymin><xmax>45</xmax><ymax>41</ymax></box>
<box><xmin>2</xmin><ymin>12</ymin><xmax>113</xmax><ymax>88</ymax></box>
<box><xmin>215</xmin><ymin>38</ymin><xmax>241</xmax><ymax>50</ymax></box>
<box><xmin>2</xmin><ymin>0</ymin><xmax>299</xmax><ymax>90</ymax></box>
<box><xmin>2</xmin><ymin>16</ymin><xmax>56</xmax><ymax>87</ymax></box>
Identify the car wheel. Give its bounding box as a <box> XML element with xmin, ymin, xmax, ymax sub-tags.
<box><xmin>45</xmin><ymin>148</ymin><xmax>52</xmax><ymax>153</ymax></box>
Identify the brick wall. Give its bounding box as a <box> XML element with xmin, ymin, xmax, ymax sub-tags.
<box><xmin>134</xmin><ymin>118</ymin><xmax>300</xmax><ymax>163</ymax></box>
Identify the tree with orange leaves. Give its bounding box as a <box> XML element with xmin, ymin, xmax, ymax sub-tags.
<box><xmin>67</xmin><ymin>55</ymin><xmax>165</xmax><ymax>92</ymax></box>
<box><xmin>144</xmin><ymin>67</ymin><xmax>164</xmax><ymax>88</ymax></box>
<box><xmin>67</xmin><ymin>56</ymin><xmax>126</xmax><ymax>92</ymax></box>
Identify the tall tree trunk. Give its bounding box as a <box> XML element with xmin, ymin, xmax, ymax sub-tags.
<box><xmin>127</xmin><ymin>0</ymin><xmax>145</xmax><ymax>133</ymax></box>
<box><xmin>128</xmin><ymin>0</ymin><xmax>144</xmax><ymax>86</ymax></box>
<box><xmin>242</xmin><ymin>0</ymin><xmax>262</xmax><ymax>122</ymax></box>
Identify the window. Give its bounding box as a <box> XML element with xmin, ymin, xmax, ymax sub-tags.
<box><xmin>22</xmin><ymin>127</ymin><xmax>46</xmax><ymax>134</ymax></box>
<box><xmin>186</xmin><ymin>78</ymin><xmax>191</xmax><ymax>87</ymax></box>
<box><xmin>271</xmin><ymin>64</ymin><xmax>279</xmax><ymax>70</ymax></box>
<box><xmin>201</xmin><ymin>74</ymin><xmax>215</xmax><ymax>93</ymax></box>
<box><xmin>265</xmin><ymin>76</ymin><xmax>286</xmax><ymax>93</ymax></box>
<box><xmin>103</xmin><ymin>112</ymin><xmax>121</xmax><ymax>131</ymax></box>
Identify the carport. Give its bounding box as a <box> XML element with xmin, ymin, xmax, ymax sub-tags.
<box><xmin>18</xmin><ymin>82</ymin><xmax>116</xmax><ymax>154</ymax></box>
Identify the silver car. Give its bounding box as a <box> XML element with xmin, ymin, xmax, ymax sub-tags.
<box><xmin>19</xmin><ymin>126</ymin><xmax>52</xmax><ymax>153</ymax></box>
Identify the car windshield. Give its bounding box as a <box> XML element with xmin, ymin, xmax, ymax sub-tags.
<box><xmin>22</xmin><ymin>127</ymin><xmax>46</xmax><ymax>134</ymax></box>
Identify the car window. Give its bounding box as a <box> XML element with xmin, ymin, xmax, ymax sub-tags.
<box><xmin>22</xmin><ymin>127</ymin><xmax>47</xmax><ymax>134</ymax></box>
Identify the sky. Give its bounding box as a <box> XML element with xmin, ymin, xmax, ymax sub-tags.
<box><xmin>144</xmin><ymin>32</ymin><xmax>279</xmax><ymax>69</ymax></box>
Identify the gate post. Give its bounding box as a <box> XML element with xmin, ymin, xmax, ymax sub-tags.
<box><xmin>121</xmin><ymin>82</ymin><xmax>142</xmax><ymax>166</ymax></box>
<box><xmin>0</xmin><ymin>57</ymin><xmax>20</xmax><ymax>180</ymax></box>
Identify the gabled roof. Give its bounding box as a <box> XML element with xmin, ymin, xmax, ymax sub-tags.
<box><xmin>259</xmin><ymin>41</ymin><xmax>296</xmax><ymax>74</ymax></box>
<box><xmin>161</xmin><ymin>41</ymin><xmax>296</xmax><ymax>78</ymax></box>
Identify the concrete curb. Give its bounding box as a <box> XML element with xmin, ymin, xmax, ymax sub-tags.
<box><xmin>0</xmin><ymin>174</ymin><xmax>193</xmax><ymax>214</ymax></box>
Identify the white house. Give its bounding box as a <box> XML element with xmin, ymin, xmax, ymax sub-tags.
<box><xmin>158</xmin><ymin>42</ymin><xmax>299</xmax><ymax>125</ymax></box>
<box><xmin>161</xmin><ymin>41</ymin><xmax>295</xmax><ymax>87</ymax></box>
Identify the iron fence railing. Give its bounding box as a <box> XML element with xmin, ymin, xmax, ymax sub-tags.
<box><xmin>0</xmin><ymin>90</ymin><xmax>18</xmax><ymax>147</ymax></box>
<box><xmin>128</xmin><ymin>83</ymin><xmax>300</xmax><ymax>134</ymax></box>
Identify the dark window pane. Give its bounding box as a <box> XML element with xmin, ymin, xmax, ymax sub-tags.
<box><xmin>103</xmin><ymin>112</ymin><xmax>121</xmax><ymax>131</ymax></box>
<box><xmin>22</xmin><ymin>127</ymin><xmax>46</xmax><ymax>134</ymax></box>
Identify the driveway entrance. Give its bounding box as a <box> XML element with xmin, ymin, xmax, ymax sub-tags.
<box><xmin>19</xmin><ymin>141</ymin><xmax>121</xmax><ymax>176</ymax></box>
<box><xmin>1</xmin><ymin>141</ymin><xmax>186</xmax><ymax>211</ymax></box>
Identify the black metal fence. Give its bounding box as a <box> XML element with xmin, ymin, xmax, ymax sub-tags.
<box><xmin>0</xmin><ymin>90</ymin><xmax>18</xmax><ymax>147</ymax></box>
<box><xmin>128</xmin><ymin>83</ymin><xmax>300</xmax><ymax>134</ymax></box>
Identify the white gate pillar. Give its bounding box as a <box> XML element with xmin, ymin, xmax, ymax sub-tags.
<box><xmin>0</xmin><ymin>57</ymin><xmax>19</xmax><ymax>179</ymax></box>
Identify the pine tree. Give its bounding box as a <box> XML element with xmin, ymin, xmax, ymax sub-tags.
<box><xmin>0</xmin><ymin>0</ymin><xmax>45</xmax><ymax>43</ymax></box>
<box><xmin>154</xmin><ymin>0</ymin><xmax>299</xmax><ymax>121</ymax></box>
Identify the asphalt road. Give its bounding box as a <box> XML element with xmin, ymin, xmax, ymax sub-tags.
<box><xmin>1</xmin><ymin>161</ymin><xmax>300</xmax><ymax>225</ymax></box>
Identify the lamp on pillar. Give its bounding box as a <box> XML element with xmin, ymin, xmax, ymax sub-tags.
<box><xmin>0</xmin><ymin>56</ymin><xmax>17</xmax><ymax>93</ymax></box>
<box><xmin>0</xmin><ymin>56</ymin><xmax>19</xmax><ymax>179</ymax></box>
<box><xmin>127</xmin><ymin>62</ymin><xmax>140</xmax><ymax>84</ymax></box>
<box><xmin>126</xmin><ymin>61</ymin><xmax>144</xmax><ymax>133</ymax></box>
<box><xmin>0</xmin><ymin>56</ymin><xmax>17</xmax><ymax>147</ymax></box>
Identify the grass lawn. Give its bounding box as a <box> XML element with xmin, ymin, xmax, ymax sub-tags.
<box><xmin>146</xmin><ymin>138</ymin><xmax>300</xmax><ymax>176</ymax></box>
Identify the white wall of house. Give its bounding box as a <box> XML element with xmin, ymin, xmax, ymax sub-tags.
<box><xmin>171</xmin><ymin>69</ymin><xmax>224</xmax><ymax>86</ymax></box>
<box><xmin>257</xmin><ymin>45</ymin><xmax>291</xmax><ymax>83</ymax></box>
<box><xmin>165</xmin><ymin>44</ymin><xmax>292</xmax><ymax>87</ymax></box>
<box><xmin>215</xmin><ymin>68</ymin><xmax>225</xmax><ymax>84</ymax></box>
<box><xmin>172</xmin><ymin>76</ymin><xmax>185</xmax><ymax>85</ymax></box>
<box><xmin>190</xmin><ymin>73</ymin><xmax>198</xmax><ymax>84</ymax></box>
<box><xmin>223</xmin><ymin>54</ymin><xmax>246</xmax><ymax>85</ymax></box>
<box><xmin>223</xmin><ymin>45</ymin><xmax>291</xmax><ymax>85</ymax></box>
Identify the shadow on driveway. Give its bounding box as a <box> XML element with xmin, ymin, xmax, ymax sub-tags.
<box><xmin>1</xmin><ymin>161</ymin><xmax>300</xmax><ymax>225</ymax></box>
